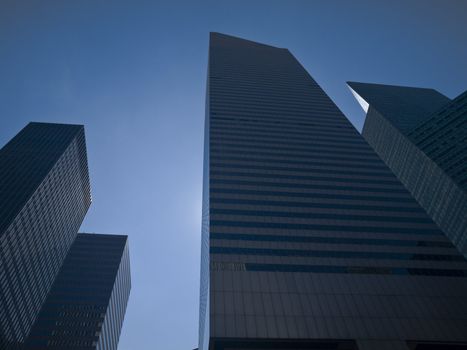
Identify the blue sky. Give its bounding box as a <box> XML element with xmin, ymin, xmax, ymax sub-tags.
<box><xmin>1</xmin><ymin>1</ymin><xmax>466</xmax><ymax>349</ymax></box>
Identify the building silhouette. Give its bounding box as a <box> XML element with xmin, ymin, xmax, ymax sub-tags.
<box><xmin>199</xmin><ymin>33</ymin><xmax>467</xmax><ymax>350</ymax></box>
<box><xmin>348</xmin><ymin>82</ymin><xmax>467</xmax><ymax>256</ymax></box>
<box><xmin>0</xmin><ymin>122</ymin><xmax>91</xmax><ymax>348</ymax></box>
<box><xmin>26</xmin><ymin>233</ymin><xmax>131</xmax><ymax>350</ymax></box>
<box><xmin>0</xmin><ymin>122</ymin><xmax>130</xmax><ymax>349</ymax></box>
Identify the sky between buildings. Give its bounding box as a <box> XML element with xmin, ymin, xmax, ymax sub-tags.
<box><xmin>0</xmin><ymin>1</ymin><xmax>466</xmax><ymax>349</ymax></box>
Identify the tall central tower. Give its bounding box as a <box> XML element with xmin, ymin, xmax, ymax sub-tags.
<box><xmin>199</xmin><ymin>33</ymin><xmax>467</xmax><ymax>350</ymax></box>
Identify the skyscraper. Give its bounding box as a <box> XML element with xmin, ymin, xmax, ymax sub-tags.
<box><xmin>25</xmin><ymin>233</ymin><xmax>131</xmax><ymax>350</ymax></box>
<box><xmin>199</xmin><ymin>33</ymin><xmax>467</xmax><ymax>350</ymax></box>
<box><xmin>0</xmin><ymin>122</ymin><xmax>91</xmax><ymax>347</ymax></box>
<box><xmin>0</xmin><ymin>122</ymin><xmax>131</xmax><ymax>350</ymax></box>
<box><xmin>348</xmin><ymin>82</ymin><xmax>467</xmax><ymax>256</ymax></box>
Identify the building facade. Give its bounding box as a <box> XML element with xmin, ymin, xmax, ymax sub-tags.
<box><xmin>199</xmin><ymin>33</ymin><xmax>467</xmax><ymax>350</ymax></box>
<box><xmin>0</xmin><ymin>122</ymin><xmax>91</xmax><ymax>348</ymax></box>
<box><xmin>348</xmin><ymin>82</ymin><xmax>467</xmax><ymax>256</ymax></box>
<box><xmin>25</xmin><ymin>233</ymin><xmax>131</xmax><ymax>350</ymax></box>
<box><xmin>0</xmin><ymin>122</ymin><xmax>130</xmax><ymax>349</ymax></box>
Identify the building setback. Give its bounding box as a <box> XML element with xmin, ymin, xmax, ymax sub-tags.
<box><xmin>199</xmin><ymin>33</ymin><xmax>467</xmax><ymax>350</ymax></box>
<box><xmin>0</xmin><ymin>122</ymin><xmax>91</xmax><ymax>348</ymax></box>
<box><xmin>348</xmin><ymin>82</ymin><xmax>467</xmax><ymax>256</ymax></box>
<box><xmin>0</xmin><ymin>122</ymin><xmax>131</xmax><ymax>349</ymax></box>
<box><xmin>25</xmin><ymin>233</ymin><xmax>131</xmax><ymax>350</ymax></box>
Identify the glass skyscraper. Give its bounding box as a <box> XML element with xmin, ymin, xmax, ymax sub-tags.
<box><xmin>0</xmin><ymin>122</ymin><xmax>91</xmax><ymax>348</ymax></box>
<box><xmin>26</xmin><ymin>233</ymin><xmax>131</xmax><ymax>350</ymax></box>
<box><xmin>0</xmin><ymin>122</ymin><xmax>130</xmax><ymax>349</ymax></box>
<box><xmin>348</xmin><ymin>82</ymin><xmax>467</xmax><ymax>256</ymax></box>
<box><xmin>199</xmin><ymin>33</ymin><xmax>467</xmax><ymax>350</ymax></box>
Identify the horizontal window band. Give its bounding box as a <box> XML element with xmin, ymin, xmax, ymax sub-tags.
<box><xmin>211</xmin><ymin>114</ymin><xmax>355</xmax><ymax>130</ymax></box>
<box><xmin>210</xmin><ymin>103</ymin><xmax>339</xmax><ymax>115</ymax></box>
<box><xmin>210</xmin><ymin>162</ymin><xmax>393</xmax><ymax>177</ymax></box>
<box><xmin>210</xmin><ymin>178</ymin><xmax>409</xmax><ymax>195</ymax></box>
<box><xmin>210</xmin><ymin>155</ymin><xmax>386</xmax><ymax>170</ymax></box>
<box><xmin>210</xmin><ymin>136</ymin><xmax>376</xmax><ymax>153</ymax></box>
<box><xmin>210</xmin><ymin>96</ymin><xmax>335</xmax><ymax>106</ymax></box>
<box><xmin>210</xmin><ymin>113</ymin><xmax>351</xmax><ymax>129</ymax></box>
<box><xmin>210</xmin><ymin>188</ymin><xmax>414</xmax><ymax>203</ymax></box>
<box><xmin>210</xmin><ymin>114</ymin><xmax>354</xmax><ymax>128</ymax></box>
<box><xmin>210</xmin><ymin>141</ymin><xmax>378</xmax><ymax>158</ymax></box>
<box><xmin>210</xmin><ymin>149</ymin><xmax>382</xmax><ymax>166</ymax></box>
<box><xmin>210</xmin><ymin>90</ymin><xmax>338</xmax><ymax>105</ymax></box>
<box><xmin>210</xmin><ymin>208</ymin><xmax>432</xmax><ymax>224</ymax></box>
<box><xmin>209</xmin><ymin>91</ymin><xmax>338</xmax><ymax>102</ymax></box>
<box><xmin>209</xmin><ymin>126</ymin><xmax>359</xmax><ymax>139</ymax></box>
<box><xmin>210</xmin><ymin>73</ymin><xmax>316</xmax><ymax>82</ymax></box>
<box><xmin>210</xmin><ymin>220</ymin><xmax>441</xmax><ymax>235</ymax></box>
<box><xmin>209</xmin><ymin>113</ymin><xmax>355</xmax><ymax>126</ymax></box>
<box><xmin>210</xmin><ymin>74</ymin><xmax>316</xmax><ymax>83</ymax></box>
<box><xmin>210</xmin><ymin>75</ymin><xmax>319</xmax><ymax>81</ymax></box>
<box><xmin>210</xmin><ymin>246</ymin><xmax>464</xmax><ymax>262</ymax></box>
<box><xmin>210</xmin><ymin>107</ymin><xmax>348</xmax><ymax>119</ymax></box>
<box><xmin>210</xmin><ymin>232</ymin><xmax>453</xmax><ymax>248</ymax></box>
<box><xmin>210</xmin><ymin>102</ymin><xmax>329</xmax><ymax>110</ymax></box>
<box><xmin>210</xmin><ymin>84</ymin><xmax>327</xmax><ymax>93</ymax></box>
<box><xmin>210</xmin><ymin>170</ymin><xmax>402</xmax><ymax>186</ymax></box>
<box><xmin>210</xmin><ymin>107</ymin><xmax>339</xmax><ymax>117</ymax></box>
<box><xmin>210</xmin><ymin>197</ymin><xmax>424</xmax><ymax>214</ymax></box>
<box><xmin>210</xmin><ymin>125</ymin><xmax>359</xmax><ymax>142</ymax></box>
<box><xmin>210</xmin><ymin>128</ymin><xmax>357</xmax><ymax>143</ymax></box>
<box><xmin>210</xmin><ymin>139</ymin><xmax>370</xmax><ymax>156</ymax></box>
<box><xmin>211</xmin><ymin>77</ymin><xmax>321</xmax><ymax>84</ymax></box>
<box><xmin>210</xmin><ymin>97</ymin><xmax>335</xmax><ymax>107</ymax></box>
<box><xmin>210</xmin><ymin>261</ymin><xmax>467</xmax><ymax>277</ymax></box>
<box><xmin>211</xmin><ymin>130</ymin><xmax>366</xmax><ymax>146</ymax></box>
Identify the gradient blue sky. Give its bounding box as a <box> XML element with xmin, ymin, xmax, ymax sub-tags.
<box><xmin>1</xmin><ymin>1</ymin><xmax>466</xmax><ymax>349</ymax></box>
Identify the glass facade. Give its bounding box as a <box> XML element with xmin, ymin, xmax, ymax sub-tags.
<box><xmin>199</xmin><ymin>33</ymin><xmax>467</xmax><ymax>350</ymax></box>
<box><xmin>0</xmin><ymin>122</ymin><xmax>91</xmax><ymax>348</ymax></box>
<box><xmin>349</xmin><ymin>82</ymin><xmax>467</xmax><ymax>255</ymax></box>
<box><xmin>25</xmin><ymin>233</ymin><xmax>131</xmax><ymax>350</ymax></box>
<box><xmin>409</xmin><ymin>90</ymin><xmax>467</xmax><ymax>191</ymax></box>
<box><xmin>0</xmin><ymin>122</ymin><xmax>130</xmax><ymax>350</ymax></box>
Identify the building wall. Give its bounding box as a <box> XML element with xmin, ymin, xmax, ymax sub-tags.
<box><xmin>96</xmin><ymin>235</ymin><xmax>131</xmax><ymax>350</ymax></box>
<box><xmin>349</xmin><ymin>82</ymin><xmax>467</xmax><ymax>257</ymax></box>
<box><xmin>26</xmin><ymin>234</ymin><xmax>130</xmax><ymax>350</ymax></box>
<box><xmin>202</xmin><ymin>33</ymin><xmax>467</xmax><ymax>350</ymax></box>
<box><xmin>347</xmin><ymin>81</ymin><xmax>450</xmax><ymax>134</ymax></box>
<box><xmin>409</xmin><ymin>90</ymin><xmax>467</xmax><ymax>192</ymax></box>
<box><xmin>198</xmin><ymin>60</ymin><xmax>212</xmax><ymax>350</ymax></box>
<box><xmin>363</xmin><ymin>105</ymin><xmax>467</xmax><ymax>256</ymax></box>
<box><xmin>0</xmin><ymin>123</ymin><xmax>91</xmax><ymax>347</ymax></box>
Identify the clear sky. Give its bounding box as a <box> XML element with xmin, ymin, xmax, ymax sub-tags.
<box><xmin>1</xmin><ymin>1</ymin><xmax>466</xmax><ymax>349</ymax></box>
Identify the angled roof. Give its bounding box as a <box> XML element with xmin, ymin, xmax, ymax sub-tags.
<box><xmin>348</xmin><ymin>81</ymin><xmax>451</xmax><ymax>133</ymax></box>
<box><xmin>210</xmin><ymin>32</ymin><xmax>284</xmax><ymax>50</ymax></box>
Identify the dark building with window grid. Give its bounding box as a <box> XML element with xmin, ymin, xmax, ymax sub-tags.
<box><xmin>0</xmin><ymin>122</ymin><xmax>91</xmax><ymax>348</ymax></box>
<box><xmin>0</xmin><ymin>122</ymin><xmax>131</xmax><ymax>350</ymax></box>
<box><xmin>25</xmin><ymin>233</ymin><xmax>131</xmax><ymax>350</ymax></box>
<box><xmin>199</xmin><ymin>33</ymin><xmax>467</xmax><ymax>350</ymax></box>
<box><xmin>348</xmin><ymin>82</ymin><xmax>467</xmax><ymax>256</ymax></box>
